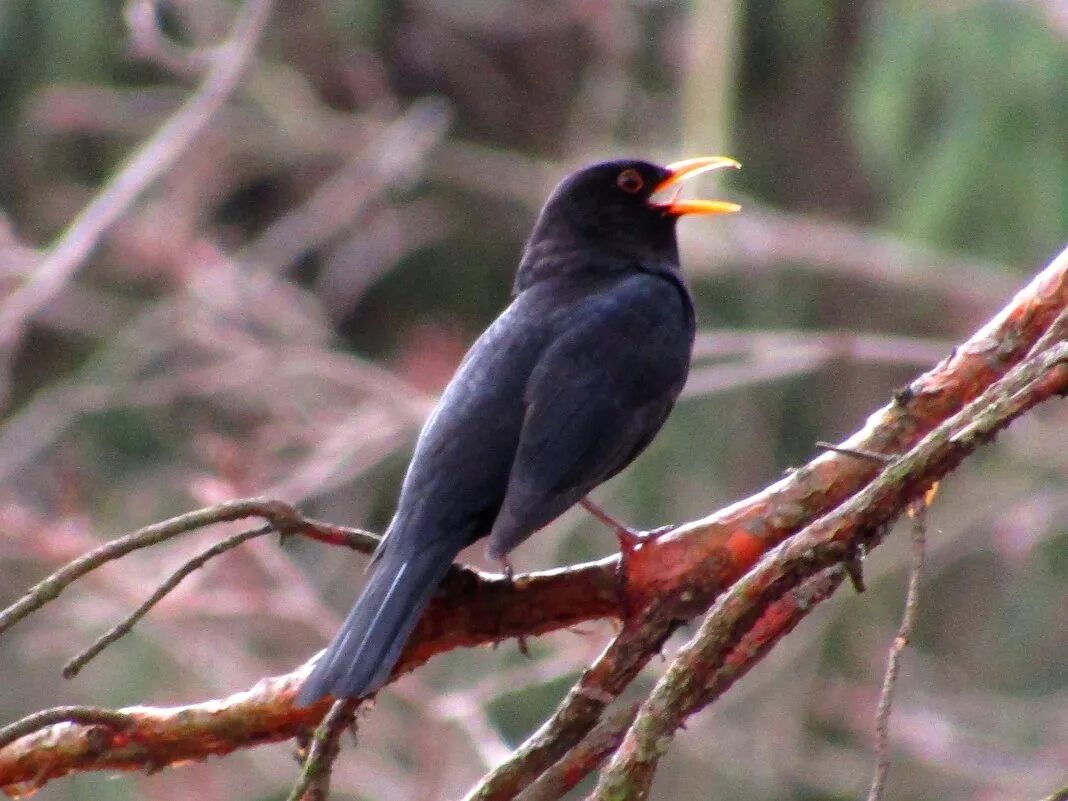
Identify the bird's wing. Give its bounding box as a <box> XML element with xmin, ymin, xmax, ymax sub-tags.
<box><xmin>486</xmin><ymin>277</ymin><xmax>690</xmax><ymax>558</ymax></box>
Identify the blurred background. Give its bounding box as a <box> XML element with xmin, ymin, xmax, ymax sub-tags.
<box><xmin>1</xmin><ymin>0</ymin><xmax>1067</xmax><ymax>799</ymax></box>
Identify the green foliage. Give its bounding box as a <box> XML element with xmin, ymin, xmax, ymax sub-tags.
<box><xmin>0</xmin><ymin>0</ymin><xmax>121</xmax><ymax>83</ymax></box>
<box><xmin>485</xmin><ymin>673</ymin><xmax>576</xmax><ymax>744</ymax></box>
<box><xmin>81</xmin><ymin>407</ymin><xmax>171</xmax><ymax>468</ymax></box>
<box><xmin>852</xmin><ymin>3</ymin><xmax>1068</xmax><ymax>262</ymax></box>
<box><xmin>323</xmin><ymin>0</ymin><xmax>387</xmax><ymax>46</ymax></box>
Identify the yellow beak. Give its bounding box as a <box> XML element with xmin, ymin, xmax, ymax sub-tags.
<box><xmin>653</xmin><ymin>156</ymin><xmax>741</xmax><ymax>216</ymax></box>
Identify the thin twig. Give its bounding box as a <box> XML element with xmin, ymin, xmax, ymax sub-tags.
<box><xmin>298</xmin><ymin>516</ymin><xmax>379</xmax><ymax>553</ymax></box>
<box><xmin>815</xmin><ymin>441</ymin><xmax>895</xmax><ymax>464</ymax></box>
<box><xmin>239</xmin><ymin>98</ymin><xmax>452</xmax><ymax>274</ymax></box>
<box><xmin>866</xmin><ymin>499</ymin><xmax>929</xmax><ymax>801</ymax></box>
<box><xmin>286</xmin><ymin>699</ymin><xmax>358</xmax><ymax>801</ymax></box>
<box><xmin>461</xmin><ymin>620</ymin><xmax>675</xmax><ymax>801</ymax></box>
<box><xmin>0</xmin><ymin>498</ymin><xmax>377</xmax><ymax>638</ymax></box>
<box><xmin>63</xmin><ymin>523</ymin><xmax>275</xmax><ymax>678</ymax></box>
<box><xmin>0</xmin><ymin>0</ymin><xmax>274</xmax><ymax>403</ymax></box>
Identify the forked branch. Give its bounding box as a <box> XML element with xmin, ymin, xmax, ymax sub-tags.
<box><xmin>0</xmin><ymin>245</ymin><xmax>1065</xmax><ymax>797</ymax></box>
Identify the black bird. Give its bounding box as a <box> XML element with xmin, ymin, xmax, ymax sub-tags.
<box><xmin>298</xmin><ymin>156</ymin><xmax>739</xmax><ymax>704</ymax></box>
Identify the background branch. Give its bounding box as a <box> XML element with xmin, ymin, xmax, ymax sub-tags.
<box><xmin>0</xmin><ymin>0</ymin><xmax>274</xmax><ymax>404</ymax></box>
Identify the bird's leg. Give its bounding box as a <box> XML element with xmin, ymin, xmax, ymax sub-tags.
<box><xmin>579</xmin><ymin>498</ymin><xmax>645</xmax><ymax>555</ymax></box>
<box><xmin>580</xmin><ymin>498</ymin><xmax>678</xmax><ymax>551</ymax></box>
<box><xmin>580</xmin><ymin>497</ymin><xmax>680</xmax><ymax>626</ymax></box>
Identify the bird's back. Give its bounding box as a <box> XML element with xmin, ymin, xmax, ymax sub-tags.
<box><xmin>300</xmin><ymin>262</ymin><xmax>694</xmax><ymax>704</ymax></box>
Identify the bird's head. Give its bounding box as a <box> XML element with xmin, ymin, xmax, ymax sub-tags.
<box><xmin>517</xmin><ymin>157</ymin><xmax>740</xmax><ymax>290</ymax></box>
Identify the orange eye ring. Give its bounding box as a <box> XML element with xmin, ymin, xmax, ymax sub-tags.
<box><xmin>616</xmin><ymin>169</ymin><xmax>644</xmax><ymax>194</ymax></box>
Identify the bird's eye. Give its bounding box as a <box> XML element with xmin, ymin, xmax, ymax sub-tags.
<box><xmin>616</xmin><ymin>169</ymin><xmax>644</xmax><ymax>194</ymax></box>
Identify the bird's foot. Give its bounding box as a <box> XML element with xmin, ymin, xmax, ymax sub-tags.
<box><xmin>580</xmin><ymin>497</ymin><xmax>639</xmax><ymax>547</ymax></box>
<box><xmin>581</xmin><ymin>497</ymin><xmax>673</xmax><ymax>554</ymax></box>
<box><xmin>615</xmin><ymin>524</ymin><xmax>676</xmax><ymax>625</ymax></box>
<box><xmin>580</xmin><ymin>498</ymin><xmax>676</xmax><ymax>626</ymax></box>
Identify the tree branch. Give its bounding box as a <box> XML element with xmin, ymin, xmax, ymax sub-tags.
<box><xmin>515</xmin><ymin>567</ymin><xmax>847</xmax><ymax>801</ymax></box>
<box><xmin>591</xmin><ymin>322</ymin><xmax>1068</xmax><ymax>799</ymax></box>
<box><xmin>0</xmin><ymin>245</ymin><xmax>1065</xmax><ymax>795</ymax></box>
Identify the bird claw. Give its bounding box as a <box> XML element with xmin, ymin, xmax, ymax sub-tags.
<box><xmin>616</xmin><ymin>522</ymin><xmax>675</xmax><ymax>559</ymax></box>
<box><xmin>614</xmin><ymin>526</ymin><xmax>644</xmax><ymax>556</ymax></box>
<box><xmin>579</xmin><ymin>497</ymin><xmax>679</xmax><ymax>625</ymax></box>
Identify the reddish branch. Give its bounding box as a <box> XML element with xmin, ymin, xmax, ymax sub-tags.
<box><xmin>592</xmin><ymin>331</ymin><xmax>1068</xmax><ymax>799</ymax></box>
<box><xmin>516</xmin><ymin>567</ymin><xmax>847</xmax><ymax>801</ymax></box>
<box><xmin>0</xmin><ymin>246</ymin><xmax>1066</xmax><ymax>796</ymax></box>
<box><xmin>0</xmin><ymin>0</ymin><xmax>274</xmax><ymax>377</ymax></box>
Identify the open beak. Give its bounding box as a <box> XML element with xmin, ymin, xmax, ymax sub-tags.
<box><xmin>652</xmin><ymin>156</ymin><xmax>741</xmax><ymax>216</ymax></box>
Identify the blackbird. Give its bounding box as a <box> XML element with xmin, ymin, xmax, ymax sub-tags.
<box><xmin>298</xmin><ymin>156</ymin><xmax>739</xmax><ymax>704</ymax></box>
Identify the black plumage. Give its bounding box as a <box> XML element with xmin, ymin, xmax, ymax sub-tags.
<box><xmin>298</xmin><ymin>157</ymin><xmax>738</xmax><ymax>704</ymax></box>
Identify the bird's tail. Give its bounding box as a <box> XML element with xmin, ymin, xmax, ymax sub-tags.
<box><xmin>296</xmin><ymin>540</ymin><xmax>456</xmax><ymax>705</ymax></box>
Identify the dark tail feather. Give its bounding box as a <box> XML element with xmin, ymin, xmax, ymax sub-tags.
<box><xmin>297</xmin><ymin>542</ymin><xmax>456</xmax><ymax>705</ymax></box>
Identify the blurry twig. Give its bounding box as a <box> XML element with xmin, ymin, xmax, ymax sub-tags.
<box><xmin>239</xmin><ymin>98</ymin><xmax>452</xmax><ymax>274</ymax></box>
<box><xmin>680</xmin><ymin>0</ymin><xmax>738</xmax><ymax>155</ymax></box>
<box><xmin>287</xmin><ymin>699</ymin><xmax>357</xmax><ymax>801</ymax></box>
<box><xmin>562</xmin><ymin>4</ymin><xmax>637</xmax><ymax>154</ymax></box>
<box><xmin>22</xmin><ymin>74</ymin><xmax>1012</xmax><ymax>315</ymax></box>
<box><xmin>0</xmin><ymin>0</ymin><xmax>274</xmax><ymax>406</ymax></box>
<box><xmin>62</xmin><ymin>523</ymin><xmax>275</xmax><ymax>678</ymax></box>
<box><xmin>683</xmin><ymin>201</ymin><xmax>1018</xmax><ymax>312</ymax></box>
<box><xmin>685</xmin><ymin>329</ymin><xmax>951</xmax><ymax>398</ymax></box>
<box><xmin>430</xmin><ymin>142</ymin><xmax>1018</xmax><ymax>311</ymax></box>
<box><xmin>692</xmin><ymin>328</ymin><xmax>952</xmax><ymax>365</ymax></box>
<box><xmin>124</xmin><ymin>0</ymin><xmax>212</xmax><ymax>78</ymax></box>
<box><xmin>866</xmin><ymin>498</ymin><xmax>929</xmax><ymax>801</ymax></box>
<box><xmin>0</xmin><ymin>296</ymin><xmax>433</xmax><ymax>487</ymax></box>
<box><xmin>0</xmin><ymin>498</ymin><xmax>377</xmax><ymax>639</ymax></box>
